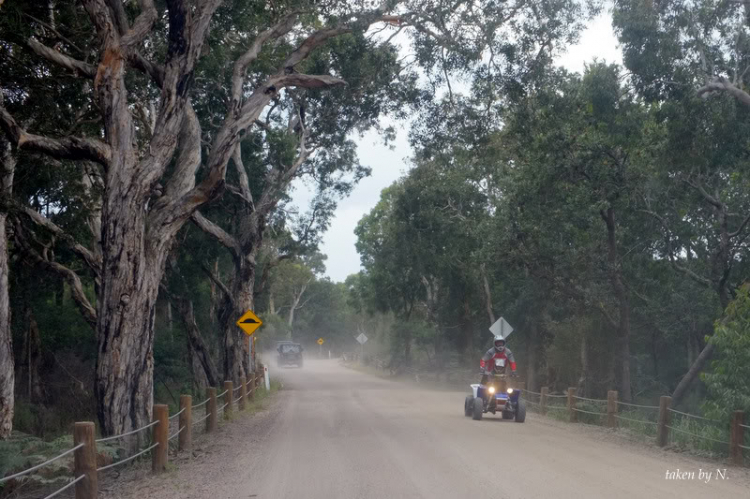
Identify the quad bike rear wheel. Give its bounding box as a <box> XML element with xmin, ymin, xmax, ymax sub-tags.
<box><xmin>472</xmin><ymin>397</ymin><xmax>484</xmax><ymax>420</ymax></box>
<box><xmin>464</xmin><ymin>395</ymin><xmax>473</xmax><ymax>417</ymax></box>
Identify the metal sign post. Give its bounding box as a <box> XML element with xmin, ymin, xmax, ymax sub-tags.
<box><xmin>356</xmin><ymin>333</ymin><xmax>368</xmax><ymax>361</ymax></box>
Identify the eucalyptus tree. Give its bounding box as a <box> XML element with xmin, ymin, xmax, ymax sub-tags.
<box><xmin>614</xmin><ymin>0</ymin><xmax>750</xmax><ymax>405</ymax></box>
<box><xmin>499</xmin><ymin>64</ymin><xmax>655</xmax><ymax>401</ymax></box>
<box><xmin>0</xmin><ymin>0</ymin><xmax>599</xmax><ymax>438</ymax></box>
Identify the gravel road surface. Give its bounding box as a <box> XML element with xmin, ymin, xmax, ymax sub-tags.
<box><xmin>104</xmin><ymin>359</ymin><xmax>750</xmax><ymax>499</ymax></box>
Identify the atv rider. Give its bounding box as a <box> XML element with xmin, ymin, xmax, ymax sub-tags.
<box><xmin>479</xmin><ymin>336</ymin><xmax>517</xmax><ymax>384</ymax></box>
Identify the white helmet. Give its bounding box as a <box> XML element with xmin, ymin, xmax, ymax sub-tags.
<box><xmin>493</xmin><ymin>336</ymin><xmax>506</xmax><ymax>352</ymax></box>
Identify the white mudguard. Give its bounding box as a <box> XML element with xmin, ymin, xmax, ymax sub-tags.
<box><xmin>470</xmin><ymin>384</ymin><xmax>480</xmax><ymax>398</ymax></box>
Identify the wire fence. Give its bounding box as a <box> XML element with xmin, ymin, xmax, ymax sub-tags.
<box><xmin>1</xmin><ymin>369</ymin><xmax>269</xmax><ymax>498</ymax></box>
<box><xmin>193</xmin><ymin>412</ymin><xmax>211</xmax><ymax>426</ymax></box>
<box><xmin>193</xmin><ymin>396</ymin><xmax>210</xmax><ymax>409</ymax></box>
<box><xmin>573</xmin><ymin>395</ymin><xmax>608</xmax><ymax>404</ymax></box>
<box><xmin>616</xmin><ymin>400</ymin><xmax>660</xmax><ymax>410</ymax></box>
<box><xmin>43</xmin><ymin>475</ymin><xmax>85</xmax><ymax>499</ymax></box>
<box><xmin>668</xmin><ymin>407</ymin><xmax>723</xmax><ymax>425</ymax></box>
<box><xmin>95</xmin><ymin>420</ymin><xmax>158</xmax><ymax>444</ymax></box>
<box><xmin>169</xmin><ymin>407</ymin><xmax>186</xmax><ymax>420</ymax></box>
<box><xmin>97</xmin><ymin>442</ymin><xmax>160</xmax><ymax>472</ymax></box>
<box><xmin>0</xmin><ymin>443</ymin><xmax>84</xmax><ymax>484</ymax></box>
<box><xmin>517</xmin><ymin>385</ymin><xmax>748</xmax><ymax>465</ymax></box>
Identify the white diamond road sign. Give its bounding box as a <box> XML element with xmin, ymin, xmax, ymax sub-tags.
<box><xmin>356</xmin><ymin>333</ymin><xmax>368</xmax><ymax>345</ymax></box>
<box><xmin>489</xmin><ymin>317</ymin><xmax>514</xmax><ymax>339</ymax></box>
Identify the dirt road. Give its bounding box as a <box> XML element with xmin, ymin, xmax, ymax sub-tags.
<box><xmin>110</xmin><ymin>359</ymin><xmax>750</xmax><ymax>499</ymax></box>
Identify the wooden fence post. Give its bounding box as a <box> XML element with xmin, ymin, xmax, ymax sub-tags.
<box><xmin>657</xmin><ymin>395</ymin><xmax>672</xmax><ymax>447</ymax></box>
<box><xmin>568</xmin><ymin>387</ymin><xmax>577</xmax><ymax>422</ymax></box>
<box><xmin>73</xmin><ymin>422</ymin><xmax>97</xmax><ymax>499</ymax></box>
<box><xmin>540</xmin><ymin>387</ymin><xmax>548</xmax><ymax>415</ymax></box>
<box><xmin>239</xmin><ymin>376</ymin><xmax>247</xmax><ymax>411</ymax></box>
<box><xmin>730</xmin><ymin>410</ymin><xmax>745</xmax><ymax>466</ymax></box>
<box><xmin>607</xmin><ymin>390</ymin><xmax>618</xmax><ymax>428</ymax></box>
<box><xmin>224</xmin><ymin>381</ymin><xmax>233</xmax><ymax>419</ymax></box>
<box><xmin>178</xmin><ymin>395</ymin><xmax>191</xmax><ymax>453</ymax></box>
<box><xmin>152</xmin><ymin>404</ymin><xmax>168</xmax><ymax>472</ymax></box>
<box><xmin>207</xmin><ymin>388</ymin><xmax>217</xmax><ymax>433</ymax></box>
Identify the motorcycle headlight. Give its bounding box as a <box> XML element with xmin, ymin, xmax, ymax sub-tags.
<box><xmin>488</xmin><ymin>386</ymin><xmax>496</xmax><ymax>394</ymax></box>
<box><xmin>507</xmin><ymin>388</ymin><xmax>514</xmax><ymax>394</ymax></box>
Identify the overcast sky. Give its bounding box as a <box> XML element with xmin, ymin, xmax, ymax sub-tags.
<box><xmin>290</xmin><ymin>12</ymin><xmax>623</xmax><ymax>283</ymax></box>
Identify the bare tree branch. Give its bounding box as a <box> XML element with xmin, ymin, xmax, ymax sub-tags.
<box><xmin>283</xmin><ymin>27</ymin><xmax>352</xmax><ymax>69</ymax></box>
<box><xmin>13</xmin><ymin>221</ymin><xmax>97</xmax><ymax>329</ymax></box>
<box><xmin>26</xmin><ymin>38</ymin><xmax>96</xmax><ymax>78</ymax></box>
<box><xmin>729</xmin><ymin>211</ymin><xmax>750</xmax><ymax>238</ymax></box>
<box><xmin>200</xmin><ymin>262</ymin><xmax>235</xmax><ymax>308</ymax></box>
<box><xmin>19</xmin><ymin>206</ymin><xmax>101</xmax><ymax>278</ymax></box>
<box><xmin>698</xmin><ymin>76</ymin><xmax>750</xmax><ymax>107</ymax></box>
<box><xmin>232</xmin><ymin>144</ymin><xmax>255</xmax><ymax>210</ymax></box>
<box><xmin>191</xmin><ymin>212</ymin><xmax>240</xmax><ymax>257</ymax></box>
<box><xmin>0</xmin><ymin>106</ymin><xmax>110</xmax><ymax>167</ymax></box>
<box><xmin>230</xmin><ymin>12</ymin><xmax>301</xmax><ymax>114</ymax></box>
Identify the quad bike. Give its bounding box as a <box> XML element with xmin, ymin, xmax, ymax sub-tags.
<box><xmin>463</xmin><ymin>358</ymin><xmax>526</xmax><ymax>422</ymax></box>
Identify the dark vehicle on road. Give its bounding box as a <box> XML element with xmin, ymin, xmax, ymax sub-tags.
<box><xmin>277</xmin><ymin>342</ymin><xmax>304</xmax><ymax>368</ymax></box>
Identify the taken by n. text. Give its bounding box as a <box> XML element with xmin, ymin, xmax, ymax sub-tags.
<box><xmin>664</xmin><ymin>469</ymin><xmax>728</xmax><ymax>483</ymax></box>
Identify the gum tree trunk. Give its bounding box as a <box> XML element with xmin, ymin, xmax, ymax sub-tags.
<box><xmin>94</xmin><ymin>196</ymin><xmax>163</xmax><ymax>440</ymax></box>
<box><xmin>0</xmin><ymin>211</ymin><xmax>13</xmax><ymax>439</ymax></box>
<box><xmin>0</xmin><ymin>136</ymin><xmax>15</xmax><ymax>439</ymax></box>
<box><xmin>602</xmin><ymin>207</ymin><xmax>632</xmax><ymax>403</ymax></box>
<box><xmin>218</xmin><ymin>252</ymin><xmax>257</xmax><ymax>383</ymax></box>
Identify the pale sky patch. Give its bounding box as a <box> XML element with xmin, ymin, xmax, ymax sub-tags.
<box><xmin>290</xmin><ymin>12</ymin><xmax>623</xmax><ymax>283</ymax></box>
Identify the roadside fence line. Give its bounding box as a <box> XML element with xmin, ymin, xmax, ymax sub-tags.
<box><xmin>0</xmin><ymin>443</ymin><xmax>84</xmax><ymax>483</ymax></box>
<box><xmin>1</xmin><ymin>366</ymin><xmax>269</xmax><ymax>499</ymax></box>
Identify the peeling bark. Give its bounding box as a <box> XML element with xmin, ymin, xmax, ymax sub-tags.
<box><xmin>0</xmin><ymin>0</ymin><xmax>394</xmax><ymax>444</ymax></box>
<box><xmin>0</xmin><ymin>135</ymin><xmax>15</xmax><ymax>439</ymax></box>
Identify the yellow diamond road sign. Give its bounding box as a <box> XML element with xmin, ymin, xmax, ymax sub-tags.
<box><xmin>237</xmin><ymin>310</ymin><xmax>262</xmax><ymax>336</ymax></box>
<box><xmin>317</xmin><ymin>338</ymin><xmax>324</xmax><ymax>345</ymax></box>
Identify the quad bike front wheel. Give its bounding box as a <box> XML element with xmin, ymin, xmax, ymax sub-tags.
<box><xmin>464</xmin><ymin>395</ymin><xmax>473</xmax><ymax>417</ymax></box>
<box><xmin>472</xmin><ymin>397</ymin><xmax>484</xmax><ymax>420</ymax></box>
<box><xmin>515</xmin><ymin>399</ymin><xmax>526</xmax><ymax>423</ymax></box>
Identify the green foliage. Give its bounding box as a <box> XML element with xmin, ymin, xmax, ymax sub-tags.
<box><xmin>702</xmin><ymin>286</ymin><xmax>750</xmax><ymax>421</ymax></box>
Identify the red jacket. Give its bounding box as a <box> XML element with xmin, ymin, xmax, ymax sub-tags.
<box><xmin>480</xmin><ymin>347</ymin><xmax>517</xmax><ymax>372</ymax></box>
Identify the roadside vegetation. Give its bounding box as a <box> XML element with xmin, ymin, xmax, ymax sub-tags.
<box><xmin>1</xmin><ymin>0</ymin><xmax>749</xmax><ymax>480</ymax></box>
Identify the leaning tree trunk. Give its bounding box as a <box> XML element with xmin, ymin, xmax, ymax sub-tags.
<box><xmin>174</xmin><ymin>296</ymin><xmax>219</xmax><ymax>388</ymax></box>
<box><xmin>0</xmin><ymin>136</ymin><xmax>15</xmax><ymax>439</ymax></box>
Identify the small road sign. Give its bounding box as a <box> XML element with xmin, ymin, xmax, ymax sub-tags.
<box><xmin>356</xmin><ymin>333</ymin><xmax>368</xmax><ymax>345</ymax></box>
<box><xmin>489</xmin><ymin>317</ymin><xmax>514</xmax><ymax>339</ymax></box>
<box><xmin>317</xmin><ymin>338</ymin><xmax>325</xmax><ymax>345</ymax></box>
<box><xmin>236</xmin><ymin>310</ymin><xmax>263</xmax><ymax>336</ymax></box>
